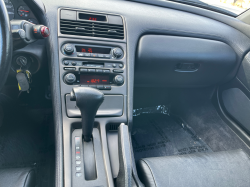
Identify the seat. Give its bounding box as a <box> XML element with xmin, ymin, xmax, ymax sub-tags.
<box><xmin>137</xmin><ymin>149</ymin><xmax>250</xmax><ymax>187</ymax></box>
<box><xmin>0</xmin><ymin>167</ymin><xmax>36</xmax><ymax>187</ymax></box>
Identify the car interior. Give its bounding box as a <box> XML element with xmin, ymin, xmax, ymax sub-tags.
<box><xmin>1</xmin><ymin>0</ymin><xmax>250</xmax><ymax>186</ymax></box>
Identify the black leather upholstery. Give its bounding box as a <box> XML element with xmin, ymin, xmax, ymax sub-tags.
<box><xmin>137</xmin><ymin>149</ymin><xmax>250</xmax><ymax>187</ymax></box>
<box><xmin>0</xmin><ymin>167</ymin><xmax>36</xmax><ymax>187</ymax></box>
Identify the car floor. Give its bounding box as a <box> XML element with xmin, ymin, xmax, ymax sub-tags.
<box><xmin>132</xmin><ymin>87</ymin><xmax>250</xmax><ymax>162</ymax></box>
<box><xmin>0</xmin><ymin>89</ymin><xmax>55</xmax><ymax>187</ymax></box>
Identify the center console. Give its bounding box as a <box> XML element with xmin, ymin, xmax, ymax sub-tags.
<box><xmin>58</xmin><ymin>8</ymin><xmax>127</xmax><ymax>187</ymax></box>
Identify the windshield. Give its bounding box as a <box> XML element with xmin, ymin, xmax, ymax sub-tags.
<box><xmin>167</xmin><ymin>0</ymin><xmax>248</xmax><ymax>16</ymax></box>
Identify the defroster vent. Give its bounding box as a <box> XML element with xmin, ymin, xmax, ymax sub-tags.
<box><xmin>60</xmin><ymin>19</ymin><xmax>124</xmax><ymax>40</ymax></box>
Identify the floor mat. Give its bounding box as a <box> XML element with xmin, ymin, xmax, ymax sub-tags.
<box><xmin>132</xmin><ymin>114</ymin><xmax>212</xmax><ymax>162</ymax></box>
<box><xmin>176</xmin><ymin>102</ymin><xmax>250</xmax><ymax>156</ymax></box>
<box><xmin>0</xmin><ymin>108</ymin><xmax>55</xmax><ymax>187</ymax></box>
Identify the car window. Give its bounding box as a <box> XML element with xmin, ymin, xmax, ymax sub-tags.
<box><xmin>167</xmin><ymin>0</ymin><xmax>248</xmax><ymax>16</ymax></box>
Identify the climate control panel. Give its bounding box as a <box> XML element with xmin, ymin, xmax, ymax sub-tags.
<box><xmin>61</xmin><ymin>43</ymin><xmax>124</xmax><ymax>60</ymax></box>
<box><xmin>63</xmin><ymin>70</ymin><xmax>124</xmax><ymax>89</ymax></box>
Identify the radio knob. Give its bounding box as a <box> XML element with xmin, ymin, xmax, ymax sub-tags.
<box><xmin>64</xmin><ymin>73</ymin><xmax>76</xmax><ymax>84</ymax></box>
<box><xmin>64</xmin><ymin>44</ymin><xmax>74</xmax><ymax>55</ymax></box>
<box><xmin>113</xmin><ymin>75</ymin><xmax>124</xmax><ymax>85</ymax></box>
<box><xmin>112</xmin><ymin>47</ymin><xmax>123</xmax><ymax>59</ymax></box>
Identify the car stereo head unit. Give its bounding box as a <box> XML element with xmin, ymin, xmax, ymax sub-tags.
<box><xmin>75</xmin><ymin>46</ymin><xmax>111</xmax><ymax>54</ymax></box>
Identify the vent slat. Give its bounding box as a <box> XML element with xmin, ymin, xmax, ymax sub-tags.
<box><xmin>60</xmin><ymin>30</ymin><xmax>124</xmax><ymax>39</ymax></box>
<box><xmin>60</xmin><ymin>27</ymin><xmax>124</xmax><ymax>34</ymax></box>
<box><xmin>61</xmin><ymin>21</ymin><xmax>123</xmax><ymax>27</ymax></box>
<box><xmin>60</xmin><ymin>19</ymin><xmax>124</xmax><ymax>40</ymax></box>
<box><xmin>60</xmin><ymin>23</ymin><xmax>123</xmax><ymax>30</ymax></box>
<box><xmin>61</xmin><ymin>19</ymin><xmax>123</xmax><ymax>27</ymax></box>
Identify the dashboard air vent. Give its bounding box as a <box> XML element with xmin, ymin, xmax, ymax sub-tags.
<box><xmin>60</xmin><ymin>19</ymin><xmax>124</xmax><ymax>40</ymax></box>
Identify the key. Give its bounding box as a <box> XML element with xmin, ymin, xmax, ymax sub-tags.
<box><xmin>25</xmin><ymin>70</ymin><xmax>32</xmax><ymax>84</ymax></box>
<box><xmin>16</xmin><ymin>70</ymin><xmax>32</xmax><ymax>92</ymax></box>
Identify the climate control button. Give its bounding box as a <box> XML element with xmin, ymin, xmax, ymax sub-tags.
<box><xmin>64</xmin><ymin>73</ymin><xmax>76</xmax><ymax>84</ymax></box>
<box><xmin>113</xmin><ymin>75</ymin><xmax>124</xmax><ymax>85</ymax></box>
<box><xmin>111</xmin><ymin>47</ymin><xmax>123</xmax><ymax>59</ymax></box>
<box><xmin>64</xmin><ymin>44</ymin><xmax>74</xmax><ymax>55</ymax></box>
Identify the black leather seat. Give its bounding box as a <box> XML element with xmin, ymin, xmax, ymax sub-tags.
<box><xmin>0</xmin><ymin>167</ymin><xmax>36</xmax><ymax>187</ymax></box>
<box><xmin>137</xmin><ymin>149</ymin><xmax>250</xmax><ymax>187</ymax></box>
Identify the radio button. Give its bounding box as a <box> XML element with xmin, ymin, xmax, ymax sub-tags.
<box><xmin>103</xmin><ymin>69</ymin><xmax>110</xmax><ymax>73</ymax></box>
<box><xmin>64</xmin><ymin>67</ymin><xmax>76</xmax><ymax>70</ymax></box>
<box><xmin>96</xmin><ymin>69</ymin><xmax>103</xmax><ymax>73</ymax></box>
<box><xmin>105</xmin><ymin>64</ymin><xmax>113</xmax><ymax>68</ymax></box>
<box><xmin>113</xmin><ymin>69</ymin><xmax>124</xmax><ymax>73</ymax></box>
<box><xmin>112</xmin><ymin>64</ymin><xmax>117</xmax><ymax>68</ymax></box>
<box><xmin>71</xmin><ymin>61</ymin><xmax>76</xmax><ymax>66</ymax></box>
<box><xmin>104</xmin><ymin>54</ymin><xmax>111</xmax><ymax>59</ymax></box>
<box><xmin>88</xmin><ymin>69</ymin><xmax>96</xmax><ymax>73</ymax></box>
<box><xmin>103</xmin><ymin>85</ymin><xmax>111</xmax><ymax>90</ymax></box>
<box><xmin>119</xmin><ymin>64</ymin><xmax>123</xmax><ymax>68</ymax></box>
<box><xmin>80</xmin><ymin>68</ymin><xmax>87</xmax><ymax>72</ymax></box>
<box><xmin>97</xmin><ymin>85</ymin><xmax>104</xmax><ymax>90</ymax></box>
<box><xmin>84</xmin><ymin>53</ymin><xmax>91</xmax><ymax>57</ymax></box>
<box><xmin>91</xmin><ymin>53</ymin><xmax>98</xmax><ymax>58</ymax></box>
<box><xmin>64</xmin><ymin>61</ymin><xmax>69</xmax><ymax>65</ymax></box>
<box><xmin>97</xmin><ymin>54</ymin><xmax>104</xmax><ymax>58</ymax></box>
<box><xmin>77</xmin><ymin>52</ymin><xmax>84</xmax><ymax>57</ymax></box>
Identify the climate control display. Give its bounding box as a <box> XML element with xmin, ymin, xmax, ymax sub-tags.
<box><xmin>80</xmin><ymin>74</ymin><xmax>109</xmax><ymax>85</ymax></box>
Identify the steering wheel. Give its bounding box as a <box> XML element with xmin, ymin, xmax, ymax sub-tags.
<box><xmin>0</xmin><ymin>0</ymin><xmax>13</xmax><ymax>91</ymax></box>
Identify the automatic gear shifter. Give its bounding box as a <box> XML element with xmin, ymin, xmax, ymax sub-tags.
<box><xmin>70</xmin><ymin>87</ymin><xmax>104</xmax><ymax>142</ymax></box>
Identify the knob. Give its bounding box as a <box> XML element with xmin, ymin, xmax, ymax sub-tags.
<box><xmin>112</xmin><ymin>47</ymin><xmax>123</xmax><ymax>59</ymax></box>
<box><xmin>113</xmin><ymin>75</ymin><xmax>124</xmax><ymax>85</ymax></box>
<box><xmin>64</xmin><ymin>73</ymin><xmax>76</xmax><ymax>84</ymax></box>
<box><xmin>33</xmin><ymin>25</ymin><xmax>50</xmax><ymax>39</ymax></box>
<box><xmin>64</xmin><ymin>44</ymin><xmax>74</xmax><ymax>55</ymax></box>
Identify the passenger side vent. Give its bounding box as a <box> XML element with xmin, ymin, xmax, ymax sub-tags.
<box><xmin>60</xmin><ymin>19</ymin><xmax>124</xmax><ymax>40</ymax></box>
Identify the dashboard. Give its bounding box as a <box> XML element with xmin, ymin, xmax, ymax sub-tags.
<box><xmin>4</xmin><ymin>0</ymin><xmax>38</xmax><ymax>24</ymax></box>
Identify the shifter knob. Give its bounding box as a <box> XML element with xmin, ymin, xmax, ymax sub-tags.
<box><xmin>70</xmin><ymin>87</ymin><xmax>104</xmax><ymax>142</ymax></box>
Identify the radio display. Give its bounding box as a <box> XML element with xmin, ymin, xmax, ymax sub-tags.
<box><xmin>79</xmin><ymin>13</ymin><xmax>107</xmax><ymax>22</ymax></box>
<box><xmin>75</xmin><ymin>46</ymin><xmax>111</xmax><ymax>54</ymax></box>
<box><xmin>80</xmin><ymin>74</ymin><xmax>109</xmax><ymax>85</ymax></box>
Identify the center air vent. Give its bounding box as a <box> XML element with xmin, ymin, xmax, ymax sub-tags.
<box><xmin>60</xmin><ymin>19</ymin><xmax>124</xmax><ymax>40</ymax></box>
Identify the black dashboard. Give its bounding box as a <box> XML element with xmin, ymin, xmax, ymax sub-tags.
<box><xmin>3</xmin><ymin>0</ymin><xmax>250</xmax><ymax>187</ymax></box>
<box><xmin>4</xmin><ymin>0</ymin><xmax>38</xmax><ymax>24</ymax></box>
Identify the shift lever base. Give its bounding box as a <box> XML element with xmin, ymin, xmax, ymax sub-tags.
<box><xmin>83</xmin><ymin>135</ymin><xmax>92</xmax><ymax>142</ymax></box>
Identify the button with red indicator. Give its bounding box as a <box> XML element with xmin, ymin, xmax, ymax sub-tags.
<box><xmin>41</xmin><ymin>26</ymin><xmax>50</xmax><ymax>38</ymax></box>
<box><xmin>32</xmin><ymin>25</ymin><xmax>50</xmax><ymax>39</ymax></box>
